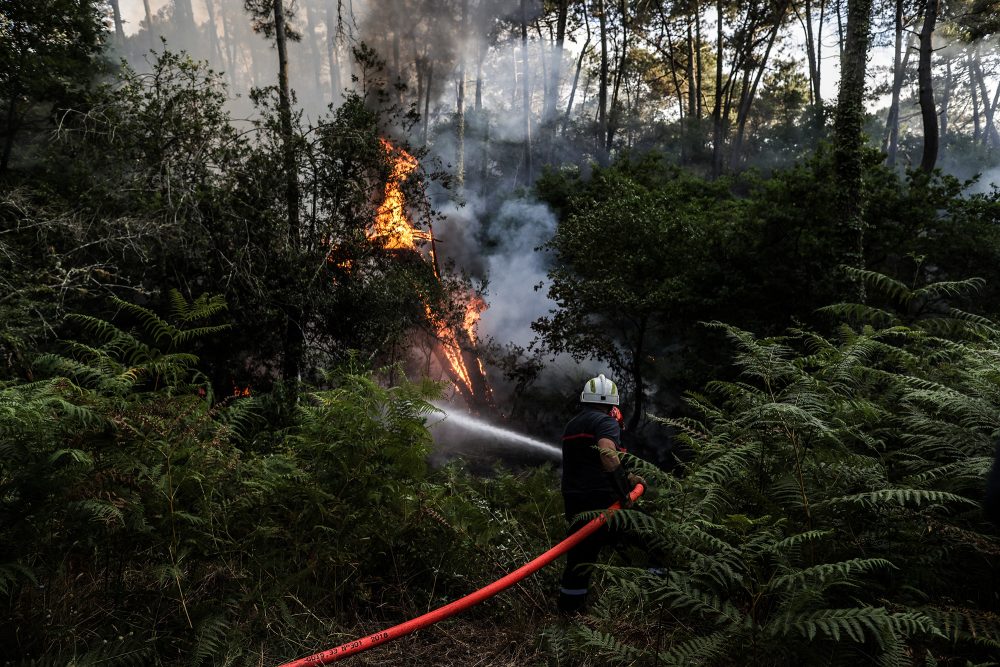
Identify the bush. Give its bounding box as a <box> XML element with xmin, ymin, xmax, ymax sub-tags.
<box><xmin>548</xmin><ymin>270</ymin><xmax>1000</xmax><ymax>665</ymax></box>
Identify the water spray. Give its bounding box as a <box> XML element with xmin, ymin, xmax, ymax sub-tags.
<box><xmin>428</xmin><ymin>405</ymin><xmax>562</xmax><ymax>459</ymax></box>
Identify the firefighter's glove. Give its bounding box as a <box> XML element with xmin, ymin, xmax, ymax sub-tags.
<box><xmin>607</xmin><ymin>466</ymin><xmax>634</xmax><ymax>508</ymax></box>
<box><xmin>628</xmin><ymin>473</ymin><xmax>646</xmax><ymax>490</ymax></box>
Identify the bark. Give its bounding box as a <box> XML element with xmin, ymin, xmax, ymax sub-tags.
<box><xmin>475</xmin><ymin>37</ymin><xmax>484</xmax><ymax>112</ymax></box>
<box><xmin>203</xmin><ymin>0</ymin><xmax>225</xmax><ymax>73</ymax></box>
<box><xmin>142</xmin><ymin>0</ymin><xmax>154</xmax><ymax>48</ymax></box>
<box><xmin>627</xmin><ymin>318</ymin><xmax>647</xmax><ymax>432</ymax></box>
<box><xmin>940</xmin><ymin>55</ymin><xmax>952</xmax><ymax>139</ymax></box>
<box><xmin>972</xmin><ymin>48</ymin><xmax>1000</xmax><ymax>148</ymax></box>
<box><xmin>803</xmin><ymin>0</ymin><xmax>819</xmax><ymax>107</ymax></box>
<box><xmin>534</xmin><ymin>21</ymin><xmax>549</xmax><ymax>119</ymax></box>
<box><xmin>917</xmin><ymin>0</ymin><xmax>939</xmax><ymax>173</ymax></box>
<box><xmin>695</xmin><ymin>0</ymin><xmax>703</xmax><ymax>119</ymax></box>
<box><xmin>816</xmin><ymin>0</ymin><xmax>826</xmax><ymax>123</ymax></box>
<box><xmin>836</xmin><ymin>0</ymin><xmax>845</xmax><ymax>61</ymax></box>
<box><xmin>991</xmin><ymin>80</ymin><xmax>1000</xmax><ymax>147</ymax></box>
<box><xmin>606</xmin><ymin>0</ymin><xmax>630</xmax><ymax>152</ymax></box>
<box><xmin>456</xmin><ymin>0</ymin><xmax>468</xmax><ymax>187</ymax></box>
<box><xmin>597</xmin><ymin>0</ymin><xmax>610</xmax><ymax>165</ymax></box>
<box><xmin>803</xmin><ymin>0</ymin><xmax>825</xmax><ymax>130</ymax></box>
<box><xmin>424</xmin><ymin>61</ymin><xmax>434</xmax><ymax>144</ymax></box>
<box><xmin>392</xmin><ymin>30</ymin><xmax>402</xmax><ymax>104</ymax></box>
<box><xmin>711</xmin><ymin>0</ymin><xmax>724</xmax><ymax>178</ymax></box>
<box><xmin>686</xmin><ymin>17</ymin><xmax>696</xmax><ymax>120</ymax></box>
<box><xmin>970</xmin><ymin>53</ymin><xmax>982</xmax><ymax>143</ymax></box>
<box><xmin>883</xmin><ymin>0</ymin><xmax>907</xmax><ymax>167</ymax></box>
<box><xmin>273</xmin><ymin>0</ymin><xmax>303</xmax><ymax>385</ymax></box>
<box><xmin>833</xmin><ymin>0</ymin><xmax>874</xmax><ymax>300</ymax></box>
<box><xmin>110</xmin><ymin>0</ymin><xmax>125</xmax><ymax>40</ymax></box>
<box><xmin>544</xmin><ymin>0</ymin><xmax>570</xmax><ymax>125</ymax></box>
<box><xmin>521</xmin><ymin>0</ymin><xmax>533</xmax><ymax>182</ymax></box>
<box><xmin>1</xmin><ymin>94</ymin><xmax>18</xmax><ymax>175</ymax></box>
<box><xmin>563</xmin><ymin>1</ymin><xmax>591</xmax><ymax>134</ymax></box>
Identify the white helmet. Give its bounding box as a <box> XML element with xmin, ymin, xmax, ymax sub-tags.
<box><xmin>580</xmin><ymin>374</ymin><xmax>620</xmax><ymax>405</ymax></box>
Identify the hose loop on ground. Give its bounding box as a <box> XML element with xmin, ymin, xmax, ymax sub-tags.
<box><xmin>277</xmin><ymin>483</ymin><xmax>645</xmax><ymax>666</ymax></box>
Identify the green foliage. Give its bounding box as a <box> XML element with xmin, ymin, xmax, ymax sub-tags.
<box><xmin>0</xmin><ymin>296</ymin><xmax>562</xmax><ymax>664</ymax></box>
<box><xmin>550</xmin><ymin>272</ymin><xmax>1000</xmax><ymax>665</ymax></box>
<box><xmin>0</xmin><ymin>0</ymin><xmax>106</xmax><ymax>174</ymax></box>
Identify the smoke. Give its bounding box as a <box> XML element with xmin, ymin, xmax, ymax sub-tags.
<box><xmin>969</xmin><ymin>167</ymin><xmax>1000</xmax><ymax>195</ymax></box>
<box><xmin>477</xmin><ymin>198</ymin><xmax>558</xmax><ymax>348</ymax></box>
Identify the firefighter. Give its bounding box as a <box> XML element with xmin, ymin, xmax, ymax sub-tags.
<box><xmin>558</xmin><ymin>373</ymin><xmax>645</xmax><ymax>613</ymax></box>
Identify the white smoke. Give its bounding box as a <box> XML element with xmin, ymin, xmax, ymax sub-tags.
<box><xmin>478</xmin><ymin>198</ymin><xmax>558</xmax><ymax>348</ymax></box>
<box><xmin>969</xmin><ymin>167</ymin><xmax>1000</xmax><ymax>195</ymax></box>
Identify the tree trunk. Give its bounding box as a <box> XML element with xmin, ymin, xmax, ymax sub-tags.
<box><xmin>521</xmin><ymin>0</ymin><xmax>533</xmax><ymax>181</ymax></box>
<box><xmin>686</xmin><ymin>17</ymin><xmax>696</xmax><ymax>120</ymax></box>
<box><xmin>203</xmin><ymin>0</ymin><xmax>225</xmax><ymax>72</ymax></box>
<box><xmin>732</xmin><ymin>7</ymin><xmax>785</xmax><ymax>169</ymax></box>
<box><xmin>456</xmin><ymin>0</ymin><xmax>468</xmax><ymax>187</ymax></box>
<box><xmin>109</xmin><ymin>0</ymin><xmax>125</xmax><ymax>40</ymax></box>
<box><xmin>804</xmin><ymin>0</ymin><xmax>818</xmax><ymax>106</ymax></box>
<box><xmin>597</xmin><ymin>0</ymin><xmax>610</xmax><ymax>165</ymax></box>
<box><xmin>326</xmin><ymin>2</ymin><xmax>342</xmax><ymax>101</ymax></box>
<box><xmin>142</xmin><ymin>0</ymin><xmax>154</xmax><ymax>48</ymax></box>
<box><xmin>695</xmin><ymin>0</ymin><xmax>703</xmax><ymax>119</ymax></box>
<box><xmin>627</xmin><ymin>318</ymin><xmax>647</xmax><ymax>432</ymax></box>
<box><xmin>836</xmin><ymin>0</ymin><xmax>845</xmax><ymax>61</ymax></box>
<box><xmin>917</xmin><ymin>0</ymin><xmax>939</xmax><ymax>173</ymax></box>
<box><xmin>175</xmin><ymin>0</ymin><xmax>195</xmax><ymax>30</ymax></box>
<box><xmin>273</xmin><ymin>0</ymin><xmax>303</xmax><ymax>385</ymax></box>
<box><xmin>475</xmin><ymin>36</ymin><xmax>484</xmax><ymax>112</ymax></box>
<box><xmin>563</xmin><ymin>1</ymin><xmax>591</xmax><ymax>135</ymax></box>
<box><xmin>884</xmin><ymin>0</ymin><xmax>906</xmax><ymax>167</ymax></box>
<box><xmin>972</xmin><ymin>48</ymin><xmax>1000</xmax><ymax>148</ymax></box>
<box><xmin>940</xmin><ymin>55</ymin><xmax>952</xmax><ymax>140</ymax></box>
<box><xmin>815</xmin><ymin>0</ymin><xmax>826</xmax><ymax>128</ymax></box>
<box><xmin>1</xmin><ymin>93</ymin><xmax>18</xmax><ymax>175</ymax></box>
<box><xmin>423</xmin><ymin>61</ymin><xmax>433</xmax><ymax>144</ymax></box>
<box><xmin>304</xmin><ymin>1</ymin><xmax>322</xmax><ymax>95</ymax></box>
<box><xmin>393</xmin><ymin>30</ymin><xmax>402</xmax><ymax>104</ymax></box>
<box><xmin>545</xmin><ymin>0</ymin><xmax>569</xmax><ymax>126</ymax></box>
<box><xmin>606</xmin><ymin>0</ymin><xmax>629</xmax><ymax>152</ymax></box>
<box><xmin>970</xmin><ymin>53</ymin><xmax>982</xmax><ymax>144</ymax></box>
<box><xmin>711</xmin><ymin>0</ymin><xmax>724</xmax><ymax>178</ymax></box>
<box><xmin>220</xmin><ymin>0</ymin><xmax>239</xmax><ymax>87</ymax></box>
<box><xmin>833</xmin><ymin>0</ymin><xmax>874</xmax><ymax>300</ymax></box>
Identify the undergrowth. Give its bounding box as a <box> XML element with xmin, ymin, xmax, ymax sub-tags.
<box><xmin>545</xmin><ymin>269</ymin><xmax>1000</xmax><ymax>665</ymax></box>
<box><xmin>0</xmin><ymin>292</ymin><xmax>562</xmax><ymax>665</ymax></box>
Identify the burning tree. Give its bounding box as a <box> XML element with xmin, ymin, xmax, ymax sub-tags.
<box><xmin>368</xmin><ymin>139</ymin><xmax>494</xmax><ymax>413</ymax></box>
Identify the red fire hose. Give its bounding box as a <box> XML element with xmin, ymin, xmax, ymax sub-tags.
<box><xmin>276</xmin><ymin>483</ymin><xmax>644</xmax><ymax>667</ymax></box>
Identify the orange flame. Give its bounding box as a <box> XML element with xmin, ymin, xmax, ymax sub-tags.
<box><xmin>373</xmin><ymin>139</ymin><xmax>431</xmax><ymax>250</ymax></box>
<box><xmin>375</xmin><ymin>139</ymin><xmax>489</xmax><ymax>402</ymax></box>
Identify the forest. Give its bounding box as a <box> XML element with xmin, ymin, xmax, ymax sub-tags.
<box><xmin>3</xmin><ymin>0</ymin><xmax>1000</xmax><ymax>664</ymax></box>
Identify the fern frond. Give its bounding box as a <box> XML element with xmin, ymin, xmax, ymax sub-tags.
<box><xmin>768</xmin><ymin>606</ymin><xmax>892</xmax><ymax>643</ymax></box>
<box><xmin>768</xmin><ymin>558</ymin><xmax>895</xmax><ymax>593</ymax></box>
<box><xmin>191</xmin><ymin>614</ymin><xmax>231</xmax><ymax>665</ymax></box>
<box><xmin>819</xmin><ymin>489</ymin><xmax>976</xmax><ymax>510</ymax></box>
<box><xmin>653</xmin><ymin>630</ymin><xmax>731</xmax><ymax>666</ymax></box>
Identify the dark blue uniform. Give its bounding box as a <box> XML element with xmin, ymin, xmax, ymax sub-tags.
<box><xmin>559</xmin><ymin>406</ymin><xmax>624</xmax><ymax>612</ymax></box>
